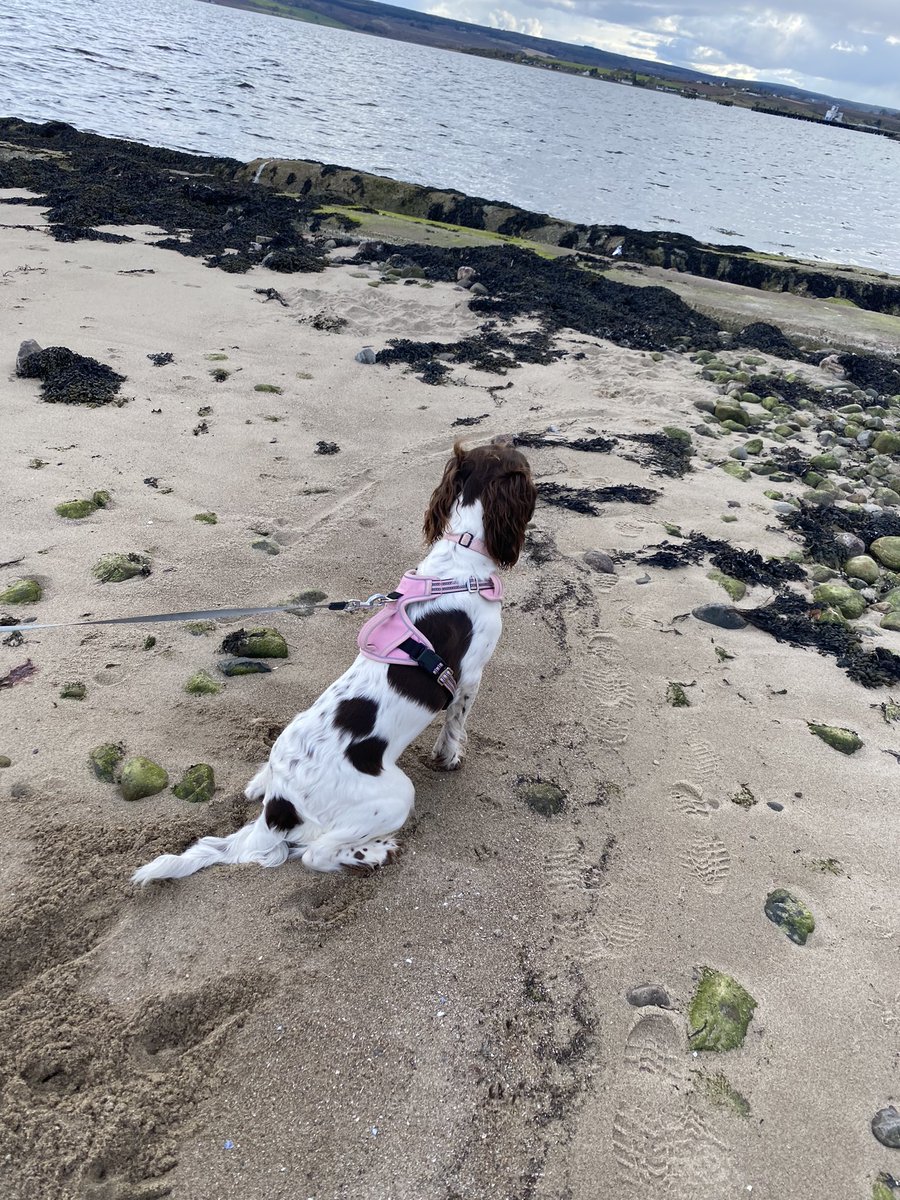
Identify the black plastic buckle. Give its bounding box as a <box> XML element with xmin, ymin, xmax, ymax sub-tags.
<box><xmin>457</xmin><ymin>531</ymin><xmax>474</xmax><ymax>547</ymax></box>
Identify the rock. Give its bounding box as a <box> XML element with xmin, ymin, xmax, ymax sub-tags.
<box><xmin>730</xmin><ymin>783</ymin><xmax>756</xmax><ymax>809</ymax></box>
<box><xmin>470</xmin><ymin>282</ymin><xmax>488</xmax><ymax>296</ymax></box>
<box><xmin>119</xmin><ymin>756</ymin><xmax>168</xmax><ymax>801</ymax></box>
<box><xmin>0</xmin><ymin>578</ymin><xmax>42</xmax><ymax>604</ymax></box>
<box><xmin>583</xmin><ymin>550</ymin><xmax>616</xmax><ymax>574</ymax></box>
<box><xmin>15</xmin><ymin>338</ymin><xmax>42</xmax><ymax>374</ymax></box>
<box><xmin>871</xmin><ymin>537</ymin><xmax>900</xmax><ymax>570</ymax></box>
<box><xmin>707</xmin><ymin>569</ymin><xmax>746</xmax><ymax>602</ymax></box>
<box><xmin>764</xmin><ymin>889</ymin><xmax>815</xmax><ymax>945</ymax></box>
<box><xmin>172</xmin><ymin>763</ymin><xmax>215</xmax><ymax>803</ymax></box>
<box><xmin>185</xmin><ymin>670</ymin><xmax>223</xmax><ymax>696</ymax></box>
<box><xmin>89</xmin><ymin>742</ymin><xmax>125</xmax><ymax>781</ymax></box>
<box><xmin>626</xmin><ymin>983</ymin><xmax>672</xmax><ymax>1008</ymax></box>
<box><xmin>457</xmin><ymin>266</ymin><xmax>477</xmax><ymax>284</ymax></box>
<box><xmin>251</xmin><ymin>538</ymin><xmax>280</xmax><ymax>555</ymax></box>
<box><xmin>60</xmin><ymin>681</ymin><xmax>86</xmax><ymax>700</ymax></box>
<box><xmin>0</xmin><ymin>756</ymin><xmax>11</xmax><ymax>768</ymax></box>
<box><xmin>881</xmin><ymin>612</ymin><xmax>900</xmax><ymax>632</ymax></box>
<box><xmin>662</xmin><ymin>426</ymin><xmax>692</xmax><ymax>445</ymax></box>
<box><xmin>834</xmin><ymin>531</ymin><xmax>866</xmax><ymax>559</ymax></box>
<box><xmin>873</xmin><ymin>431</ymin><xmax>900</xmax><ymax>456</ymax></box>
<box><xmin>92</xmin><ymin>553</ymin><xmax>151</xmax><ymax>583</ymax></box>
<box><xmin>729</xmin><ymin>447</ymin><xmax>748</xmax><ymax>462</ymax></box>
<box><xmin>744</xmin><ymin>438</ymin><xmax>763</xmax><ymax>455</ymax></box>
<box><xmin>721</xmin><ymin>461</ymin><xmax>751</xmax><ymax>481</ymax></box>
<box><xmin>218</xmin><ymin>658</ymin><xmax>273</xmax><ymax>676</ymax></box>
<box><xmin>809</xmin><ymin>565</ymin><xmax>837</xmax><ymax>583</ymax></box>
<box><xmin>194</xmin><ymin>511</ymin><xmax>218</xmax><ymax>524</ymax></box>
<box><xmin>872</xmin><ymin>1174</ymin><xmax>899</xmax><ymax>1200</ymax></box>
<box><xmin>715</xmin><ymin>401</ymin><xmax>751</xmax><ymax>427</ymax></box>
<box><xmin>810</xmin><ymin>453</ymin><xmax>839</xmax><ymax>472</ymax></box>
<box><xmin>55</xmin><ymin>490</ymin><xmax>110</xmax><ymax>519</ymax></box>
<box><xmin>845</xmin><ymin>555</ymin><xmax>880</xmax><ymax>585</ymax></box>
<box><xmin>808</xmin><ymin>723</ymin><xmax>863</xmax><ymax>754</ymax></box>
<box><xmin>219</xmin><ymin>627</ymin><xmax>288</xmax><ymax>658</ymax></box>
<box><xmin>667</xmin><ymin>682</ymin><xmax>690</xmax><ymax>707</ymax></box>
<box><xmin>883</xmin><ymin>587</ymin><xmax>900</xmax><ymax>611</ymax></box>
<box><xmin>811</xmin><ymin>583</ymin><xmax>867</xmax><ymax>619</ymax></box>
<box><xmin>688</xmin><ymin>969</ymin><xmax>757</xmax><ymax>1052</ymax></box>
<box><xmin>692</xmin><ymin>604</ymin><xmax>747</xmax><ymax>630</ymax></box>
<box><xmin>520</xmin><ymin>780</ymin><xmax>566</xmax><ymax>817</ymax></box>
<box><xmin>872</xmin><ymin>1106</ymin><xmax>900</xmax><ymax>1149</ymax></box>
<box><xmin>355</xmin><ymin>347</ymin><xmax>376</xmax><ymax>364</ymax></box>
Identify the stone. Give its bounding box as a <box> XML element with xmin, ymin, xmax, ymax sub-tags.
<box><xmin>883</xmin><ymin>587</ymin><xmax>900</xmax><ymax>611</ymax></box>
<box><xmin>520</xmin><ymin>780</ymin><xmax>566</xmax><ymax>817</ymax></box>
<box><xmin>119</xmin><ymin>756</ymin><xmax>168</xmax><ymax>801</ymax></box>
<box><xmin>55</xmin><ymin>490</ymin><xmax>110</xmax><ymax>519</ymax></box>
<box><xmin>881</xmin><ymin>612</ymin><xmax>900</xmax><ymax>632</ymax></box>
<box><xmin>744</xmin><ymin>438</ymin><xmax>764</xmax><ymax>455</ymax></box>
<box><xmin>355</xmin><ymin>347</ymin><xmax>376</xmax><ymax>364</ymax></box>
<box><xmin>811</xmin><ymin>583</ymin><xmax>867</xmax><ymax>619</ymax></box>
<box><xmin>470</xmin><ymin>282</ymin><xmax>488</xmax><ymax>296</ymax></box>
<box><xmin>457</xmin><ymin>266</ymin><xmax>477</xmax><ymax>284</ymax></box>
<box><xmin>871</xmin><ymin>537</ymin><xmax>900</xmax><ymax>570</ymax></box>
<box><xmin>16</xmin><ymin>339</ymin><xmax>42</xmax><ymax>374</ymax></box>
<box><xmin>729</xmin><ymin>447</ymin><xmax>748</xmax><ymax>461</ymax></box>
<box><xmin>626</xmin><ymin>983</ymin><xmax>672</xmax><ymax>1008</ymax></box>
<box><xmin>194</xmin><ymin>511</ymin><xmax>218</xmax><ymax>524</ymax></box>
<box><xmin>185</xmin><ymin>670</ymin><xmax>223</xmax><ymax>696</ymax></box>
<box><xmin>0</xmin><ymin>756</ymin><xmax>10</xmax><ymax>768</ymax></box>
<box><xmin>217</xmin><ymin>658</ymin><xmax>273</xmax><ymax>676</ymax></box>
<box><xmin>89</xmin><ymin>742</ymin><xmax>125</xmax><ymax>782</ymax></box>
<box><xmin>667</xmin><ymin>682</ymin><xmax>690</xmax><ymax>707</ymax></box>
<box><xmin>834</xmin><ymin>531</ymin><xmax>866</xmax><ymax>559</ymax></box>
<box><xmin>219</xmin><ymin>627</ymin><xmax>288</xmax><ymax>658</ymax></box>
<box><xmin>809</xmin><ymin>565</ymin><xmax>837</xmax><ymax>582</ymax></box>
<box><xmin>764</xmin><ymin>889</ymin><xmax>815</xmax><ymax>945</ymax></box>
<box><xmin>721</xmin><ymin>461</ymin><xmax>751</xmax><ymax>481</ymax></box>
<box><xmin>872</xmin><ymin>1106</ymin><xmax>900</xmax><ymax>1149</ymax></box>
<box><xmin>0</xmin><ymin>578</ymin><xmax>42</xmax><ymax>604</ymax></box>
<box><xmin>688</xmin><ymin>969</ymin><xmax>757</xmax><ymax>1052</ymax></box>
<box><xmin>92</xmin><ymin>553</ymin><xmax>151</xmax><ymax>583</ymax></box>
<box><xmin>583</xmin><ymin>550</ymin><xmax>616</xmax><ymax>574</ymax></box>
<box><xmin>808</xmin><ymin>723</ymin><xmax>863</xmax><ymax>754</ymax></box>
<box><xmin>810</xmin><ymin>453</ymin><xmax>839</xmax><ymax>472</ymax></box>
<box><xmin>60</xmin><ymin>681</ymin><xmax>86</xmax><ymax>700</ymax></box>
<box><xmin>692</xmin><ymin>604</ymin><xmax>747</xmax><ymax>630</ymax></box>
<box><xmin>872</xmin><ymin>431</ymin><xmax>900</xmax><ymax>456</ymax></box>
<box><xmin>172</xmin><ymin>763</ymin><xmax>215</xmax><ymax>803</ymax></box>
<box><xmin>845</xmin><ymin>555</ymin><xmax>880</xmax><ymax>585</ymax></box>
<box><xmin>251</xmin><ymin>538</ymin><xmax>280</xmax><ymax>556</ymax></box>
<box><xmin>715</xmin><ymin>401</ymin><xmax>751</xmax><ymax>427</ymax></box>
<box><xmin>707</xmin><ymin>569</ymin><xmax>746</xmax><ymax>602</ymax></box>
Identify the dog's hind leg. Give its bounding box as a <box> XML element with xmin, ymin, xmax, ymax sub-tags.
<box><xmin>298</xmin><ymin>769</ymin><xmax>413</xmax><ymax>874</ymax></box>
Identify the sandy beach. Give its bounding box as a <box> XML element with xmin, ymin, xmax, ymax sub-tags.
<box><xmin>1</xmin><ymin>125</ymin><xmax>899</xmax><ymax>1200</ymax></box>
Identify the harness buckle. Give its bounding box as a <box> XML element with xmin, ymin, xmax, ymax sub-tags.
<box><xmin>466</xmin><ymin>575</ymin><xmax>479</xmax><ymax>593</ymax></box>
<box><xmin>437</xmin><ymin>666</ymin><xmax>457</xmax><ymax>693</ymax></box>
<box><xmin>457</xmin><ymin>531</ymin><xmax>475</xmax><ymax>548</ymax></box>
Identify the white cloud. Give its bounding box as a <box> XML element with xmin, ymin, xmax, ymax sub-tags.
<box><xmin>488</xmin><ymin>8</ymin><xmax>544</xmax><ymax>35</ymax></box>
<box><xmin>831</xmin><ymin>40</ymin><xmax>869</xmax><ymax>53</ymax></box>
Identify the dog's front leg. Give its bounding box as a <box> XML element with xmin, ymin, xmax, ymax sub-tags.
<box><xmin>431</xmin><ymin>671</ymin><xmax>483</xmax><ymax>771</ymax></box>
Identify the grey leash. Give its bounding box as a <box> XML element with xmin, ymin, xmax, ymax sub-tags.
<box><xmin>0</xmin><ymin>594</ymin><xmax>397</xmax><ymax>635</ymax></box>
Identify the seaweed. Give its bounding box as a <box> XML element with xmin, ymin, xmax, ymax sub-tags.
<box><xmin>514</xmin><ymin>432</ymin><xmax>617</xmax><ymax>454</ymax></box>
<box><xmin>17</xmin><ymin>346</ymin><xmax>126</xmax><ymax>406</ymax></box>
<box><xmin>780</xmin><ymin>503</ymin><xmax>900</xmax><ymax>568</ymax></box>
<box><xmin>838</xmin><ymin>352</ymin><xmax>900</xmax><ymax>394</ymax></box>
<box><xmin>376</xmin><ymin>326</ymin><xmax>563</xmax><ymax>376</ymax></box>
<box><xmin>623</xmin><ymin>432</ymin><xmax>693</xmax><ymax>478</ymax></box>
<box><xmin>732</xmin><ymin>322</ymin><xmax>802</xmax><ymax>360</ymax></box>
<box><xmin>637</xmin><ymin>533</ymin><xmax>804</xmax><ymax>587</ymax></box>
<box><xmin>537</xmin><ymin>482</ymin><xmax>659</xmax><ymax>514</ymax></box>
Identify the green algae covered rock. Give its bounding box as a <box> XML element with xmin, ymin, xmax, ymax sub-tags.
<box><xmin>808</xmin><ymin>723</ymin><xmax>863</xmax><ymax>754</ymax></box>
<box><xmin>184</xmin><ymin>670</ymin><xmax>223</xmax><ymax>696</ymax></box>
<box><xmin>220</xmin><ymin>627</ymin><xmax>288</xmax><ymax>658</ymax></box>
<box><xmin>92</xmin><ymin>552</ymin><xmax>151</xmax><ymax>583</ymax></box>
<box><xmin>0</xmin><ymin>756</ymin><xmax>10</xmax><ymax>768</ymax></box>
<box><xmin>0</xmin><ymin>578</ymin><xmax>42</xmax><ymax>604</ymax></box>
<box><xmin>89</xmin><ymin>742</ymin><xmax>125</xmax><ymax>782</ymax></box>
<box><xmin>811</xmin><ymin>583</ymin><xmax>867</xmax><ymax>619</ymax></box>
<box><xmin>707</xmin><ymin>569</ymin><xmax>746</xmax><ymax>602</ymax></box>
<box><xmin>55</xmin><ymin>490</ymin><xmax>110</xmax><ymax>519</ymax></box>
<box><xmin>60</xmin><ymin>681</ymin><xmax>86</xmax><ymax>700</ymax></box>
<box><xmin>881</xmin><ymin>612</ymin><xmax>900</xmax><ymax>632</ymax></box>
<box><xmin>217</xmin><ymin>657</ymin><xmax>272</xmax><ymax>676</ymax></box>
<box><xmin>844</xmin><ymin>555</ymin><xmax>880</xmax><ymax>585</ymax></box>
<box><xmin>722</xmin><ymin>461</ymin><xmax>751</xmax><ymax>482</ymax></box>
<box><xmin>872</xmin><ymin>431</ymin><xmax>900</xmax><ymax>456</ymax></box>
<box><xmin>193</xmin><ymin>511</ymin><xmax>218</xmax><ymax>524</ymax></box>
<box><xmin>871</xmin><ymin>537</ymin><xmax>900</xmax><ymax>570</ymax></box>
<box><xmin>520</xmin><ymin>780</ymin><xmax>566</xmax><ymax>817</ymax></box>
<box><xmin>172</xmin><ymin>763</ymin><xmax>215</xmax><ymax>803</ymax></box>
<box><xmin>666</xmin><ymin>682</ymin><xmax>690</xmax><ymax>707</ymax></box>
<box><xmin>688</xmin><ymin>969</ymin><xmax>757</xmax><ymax>1052</ymax></box>
<box><xmin>119</xmin><ymin>756</ymin><xmax>168</xmax><ymax>801</ymax></box>
<box><xmin>764</xmin><ymin>889</ymin><xmax>815</xmax><ymax>945</ymax></box>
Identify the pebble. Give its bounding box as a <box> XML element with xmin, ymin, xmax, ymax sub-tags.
<box><xmin>119</xmin><ymin>756</ymin><xmax>168</xmax><ymax>801</ymax></box>
<box><xmin>688</xmin><ymin>969</ymin><xmax>757</xmax><ymax>1052</ymax></box>
<box><xmin>872</xmin><ymin>1106</ymin><xmax>900</xmax><ymax>1149</ymax></box>
<box><xmin>355</xmin><ymin>347</ymin><xmax>376</xmax><ymax>364</ymax></box>
<box><xmin>582</xmin><ymin>550</ymin><xmax>616</xmax><ymax>574</ymax></box>
<box><xmin>15</xmin><ymin>338</ymin><xmax>42</xmax><ymax>374</ymax></box>
<box><xmin>635</xmin><ymin>573</ymin><xmax>651</xmax><ymax>585</ymax></box>
<box><xmin>519</xmin><ymin>780</ymin><xmax>566</xmax><ymax>817</ymax></box>
<box><xmin>807</xmin><ymin>722</ymin><xmax>863</xmax><ymax>755</ymax></box>
<box><xmin>220</xmin><ymin>627</ymin><xmax>288</xmax><ymax>658</ymax></box>
<box><xmin>764</xmin><ymin>889</ymin><xmax>815</xmax><ymax>945</ymax></box>
<box><xmin>692</xmin><ymin>604</ymin><xmax>747</xmax><ymax>630</ymax></box>
<box><xmin>218</xmin><ymin>658</ymin><xmax>273</xmax><ymax>676</ymax></box>
<box><xmin>626</xmin><ymin>983</ymin><xmax>672</xmax><ymax>1008</ymax></box>
<box><xmin>767</xmin><ymin>801</ymin><xmax>784</xmax><ymax>812</ymax></box>
<box><xmin>172</xmin><ymin>763</ymin><xmax>216</xmax><ymax>803</ymax></box>
<box><xmin>0</xmin><ymin>756</ymin><xmax>11</xmax><ymax>768</ymax></box>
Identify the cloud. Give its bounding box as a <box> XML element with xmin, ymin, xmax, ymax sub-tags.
<box><xmin>409</xmin><ymin>1</ymin><xmax>900</xmax><ymax>106</ymax></box>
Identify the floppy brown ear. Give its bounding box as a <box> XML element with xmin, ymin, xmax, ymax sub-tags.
<box><xmin>482</xmin><ymin>467</ymin><xmax>537</xmax><ymax>568</ymax></box>
<box><xmin>423</xmin><ymin>443</ymin><xmax>466</xmax><ymax>545</ymax></box>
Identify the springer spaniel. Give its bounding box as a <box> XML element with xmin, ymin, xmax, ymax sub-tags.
<box><xmin>132</xmin><ymin>440</ymin><xmax>535</xmax><ymax>881</ymax></box>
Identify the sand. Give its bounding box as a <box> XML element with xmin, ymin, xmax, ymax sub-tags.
<box><xmin>1</xmin><ymin>188</ymin><xmax>898</xmax><ymax>1200</ymax></box>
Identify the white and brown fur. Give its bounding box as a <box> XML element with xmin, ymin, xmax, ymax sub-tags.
<box><xmin>132</xmin><ymin>441</ymin><xmax>535</xmax><ymax>882</ymax></box>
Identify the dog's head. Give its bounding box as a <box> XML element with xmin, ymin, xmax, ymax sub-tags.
<box><xmin>424</xmin><ymin>439</ymin><xmax>536</xmax><ymax>568</ymax></box>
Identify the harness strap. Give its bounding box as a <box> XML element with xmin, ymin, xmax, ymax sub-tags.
<box><xmin>397</xmin><ymin>637</ymin><xmax>457</xmax><ymax>707</ymax></box>
<box><xmin>443</xmin><ymin>531</ymin><xmax>493</xmax><ymax>561</ymax></box>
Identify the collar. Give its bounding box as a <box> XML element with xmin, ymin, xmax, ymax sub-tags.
<box><xmin>443</xmin><ymin>531</ymin><xmax>494</xmax><ymax>562</ymax></box>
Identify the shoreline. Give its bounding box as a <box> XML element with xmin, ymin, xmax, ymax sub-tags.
<box><xmin>1</xmin><ymin>120</ymin><xmax>899</xmax><ymax>1199</ymax></box>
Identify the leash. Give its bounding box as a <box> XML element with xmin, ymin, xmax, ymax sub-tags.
<box><xmin>0</xmin><ymin>593</ymin><xmax>399</xmax><ymax>635</ymax></box>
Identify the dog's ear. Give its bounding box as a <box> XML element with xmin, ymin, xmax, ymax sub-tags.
<box><xmin>423</xmin><ymin>442</ymin><xmax>467</xmax><ymax>546</ymax></box>
<box><xmin>482</xmin><ymin>465</ymin><xmax>537</xmax><ymax>568</ymax></box>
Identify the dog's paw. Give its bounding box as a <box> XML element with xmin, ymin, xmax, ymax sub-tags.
<box><xmin>427</xmin><ymin>750</ymin><xmax>464</xmax><ymax>772</ymax></box>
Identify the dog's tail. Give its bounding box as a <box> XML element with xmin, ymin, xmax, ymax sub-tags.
<box><xmin>131</xmin><ymin>810</ymin><xmax>289</xmax><ymax>885</ymax></box>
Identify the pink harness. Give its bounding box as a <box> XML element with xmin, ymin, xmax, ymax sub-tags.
<box><xmin>358</xmin><ymin>541</ymin><xmax>503</xmax><ymax>702</ymax></box>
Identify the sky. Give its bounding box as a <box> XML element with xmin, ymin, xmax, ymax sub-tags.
<box><xmin>401</xmin><ymin>0</ymin><xmax>900</xmax><ymax>108</ymax></box>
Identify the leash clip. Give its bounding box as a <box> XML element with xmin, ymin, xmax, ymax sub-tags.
<box><xmin>345</xmin><ymin>592</ymin><xmax>392</xmax><ymax>614</ymax></box>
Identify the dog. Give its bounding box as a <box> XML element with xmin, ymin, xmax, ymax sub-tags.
<box><xmin>132</xmin><ymin>440</ymin><xmax>535</xmax><ymax>882</ymax></box>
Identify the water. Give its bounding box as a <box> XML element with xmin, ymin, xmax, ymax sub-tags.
<box><xmin>2</xmin><ymin>0</ymin><xmax>900</xmax><ymax>272</ymax></box>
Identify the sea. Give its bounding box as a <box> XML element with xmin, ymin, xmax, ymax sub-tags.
<box><xmin>2</xmin><ymin>0</ymin><xmax>900</xmax><ymax>272</ymax></box>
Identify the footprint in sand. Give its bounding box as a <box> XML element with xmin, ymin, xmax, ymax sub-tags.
<box><xmin>613</xmin><ymin>1013</ymin><xmax>736</xmax><ymax>1198</ymax></box>
<box><xmin>671</xmin><ymin>743</ymin><xmax>733</xmax><ymax>896</ymax></box>
<box><xmin>547</xmin><ymin>838</ymin><xmax>647</xmax><ymax>964</ymax></box>
<box><xmin>580</xmin><ymin>630</ymin><xmax>635</xmax><ymax>751</ymax></box>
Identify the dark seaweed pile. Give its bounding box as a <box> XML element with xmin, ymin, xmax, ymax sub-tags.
<box><xmin>622</xmin><ymin>432</ymin><xmax>693</xmax><ymax>478</ymax></box>
<box><xmin>537</xmin><ymin>482</ymin><xmax>659</xmax><ymax>515</ymax></box>
<box><xmin>0</xmin><ymin>118</ymin><xmax>324</xmax><ymax>275</ymax></box>
<box><xmin>376</xmin><ymin>326</ymin><xmax>563</xmax><ymax>376</ymax></box>
<box><xmin>780</xmin><ymin>503</ymin><xmax>900</xmax><ymax>567</ymax></box>
<box><xmin>17</xmin><ymin>346</ymin><xmax>126</xmax><ymax>406</ymax></box>
<box><xmin>732</xmin><ymin>322</ymin><xmax>804</xmax><ymax>361</ymax></box>
<box><xmin>514</xmin><ymin>432</ymin><xmax>618</xmax><ymax>454</ymax></box>
<box><xmin>356</xmin><ymin>242</ymin><xmax>721</xmax><ymax>352</ymax></box>
<box><xmin>838</xmin><ymin>352</ymin><xmax>900</xmax><ymax>394</ymax></box>
<box><xmin>751</xmin><ymin>373</ymin><xmax>823</xmax><ymax>408</ymax></box>
<box><xmin>638</xmin><ymin>533</ymin><xmax>804</xmax><ymax>587</ymax></box>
